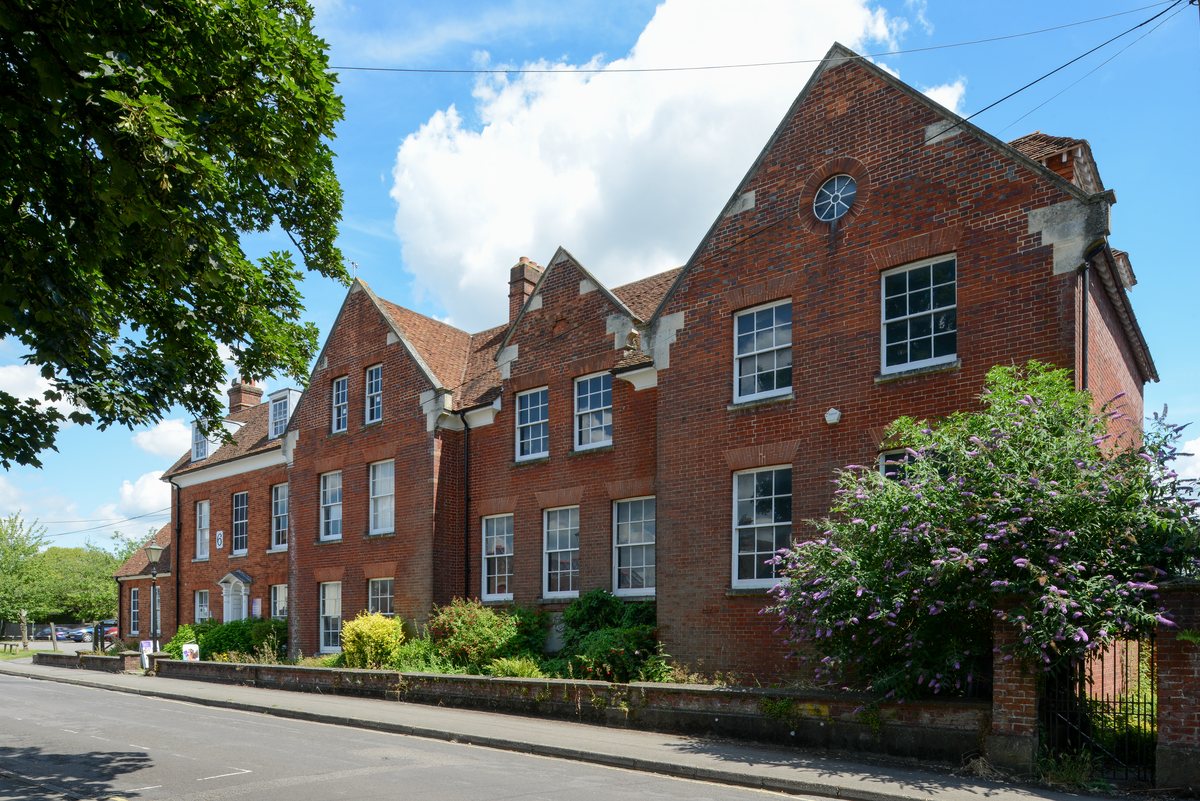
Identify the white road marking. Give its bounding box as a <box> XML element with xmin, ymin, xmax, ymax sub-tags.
<box><xmin>128</xmin><ymin>744</ymin><xmax>149</xmax><ymax>750</ymax></box>
<box><xmin>197</xmin><ymin>768</ymin><xmax>252</xmax><ymax>781</ymax></box>
<box><xmin>62</xmin><ymin>729</ymin><xmax>77</xmax><ymax>733</ymax></box>
<box><xmin>126</xmin><ymin>786</ymin><xmax>162</xmax><ymax>792</ymax></box>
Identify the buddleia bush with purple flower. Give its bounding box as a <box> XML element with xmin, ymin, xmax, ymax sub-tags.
<box><xmin>768</xmin><ymin>361</ymin><xmax>1198</xmax><ymax>702</ymax></box>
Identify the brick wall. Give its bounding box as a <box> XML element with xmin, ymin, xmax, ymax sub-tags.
<box><xmin>1157</xmin><ymin>585</ymin><xmax>1200</xmax><ymax>786</ymax></box>
<box><xmin>287</xmin><ymin>286</ymin><xmax>440</xmax><ymax>656</ymax></box>
<box><xmin>1083</xmin><ymin>264</ymin><xmax>1145</xmax><ymax>443</ymax></box>
<box><xmin>468</xmin><ymin>254</ymin><xmax>658</xmax><ymax>613</ymax></box>
<box><xmin>176</xmin><ymin>467</ymin><xmax>289</xmax><ymax>627</ymax></box>
<box><xmin>651</xmin><ymin>57</ymin><xmax>1097</xmax><ymax>679</ymax></box>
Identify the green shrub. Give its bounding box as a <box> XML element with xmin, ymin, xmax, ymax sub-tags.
<box><xmin>197</xmin><ymin>619</ymin><xmax>256</xmax><ymax>660</ymax></box>
<box><xmin>389</xmin><ymin>635</ymin><xmax>467</xmax><ymax>674</ymax></box>
<box><xmin>503</xmin><ymin>604</ymin><xmax>550</xmax><ymax>657</ymax></box>
<box><xmin>486</xmin><ymin>656</ymin><xmax>545</xmax><ymax>678</ymax></box>
<box><xmin>560</xmin><ymin>589</ymin><xmax>656</xmax><ymax>654</ymax></box>
<box><xmin>572</xmin><ymin>625</ymin><xmax>657</xmax><ymax>683</ymax></box>
<box><xmin>341</xmin><ymin>612</ymin><xmax>404</xmax><ymax>669</ymax></box>
<box><xmin>427</xmin><ymin>598</ymin><xmax>518</xmax><ymax>670</ymax></box>
<box><xmin>163</xmin><ymin>624</ymin><xmax>199</xmax><ymax>660</ymax></box>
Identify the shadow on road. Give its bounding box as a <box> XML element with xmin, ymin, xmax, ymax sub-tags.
<box><xmin>0</xmin><ymin>745</ymin><xmax>151</xmax><ymax>797</ymax></box>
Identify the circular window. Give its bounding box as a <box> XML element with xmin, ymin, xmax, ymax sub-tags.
<box><xmin>813</xmin><ymin>174</ymin><xmax>857</xmax><ymax>222</ymax></box>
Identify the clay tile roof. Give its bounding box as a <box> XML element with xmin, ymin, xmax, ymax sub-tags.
<box><xmin>612</xmin><ymin>267</ymin><xmax>683</xmax><ymax>321</ymax></box>
<box><xmin>113</xmin><ymin>524</ymin><xmax>172</xmax><ymax>578</ymax></box>
<box><xmin>455</xmin><ymin>323</ymin><xmax>507</xmax><ymax>410</ymax></box>
<box><xmin>378</xmin><ymin>299</ymin><xmax>472</xmax><ymax>389</ymax></box>
<box><xmin>1007</xmin><ymin>131</ymin><xmax>1085</xmax><ymax>162</ymax></box>
<box><xmin>163</xmin><ymin>402</ymin><xmax>278</xmax><ymax>479</ymax></box>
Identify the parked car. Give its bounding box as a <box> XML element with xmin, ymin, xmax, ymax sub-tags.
<box><xmin>33</xmin><ymin>625</ymin><xmax>71</xmax><ymax>641</ymax></box>
<box><xmin>69</xmin><ymin>626</ymin><xmax>93</xmax><ymax>642</ymax></box>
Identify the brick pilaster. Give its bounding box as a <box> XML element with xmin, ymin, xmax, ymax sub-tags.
<box><xmin>1157</xmin><ymin>582</ymin><xmax>1200</xmax><ymax>788</ymax></box>
<box><xmin>986</xmin><ymin>608</ymin><xmax>1039</xmax><ymax>775</ymax></box>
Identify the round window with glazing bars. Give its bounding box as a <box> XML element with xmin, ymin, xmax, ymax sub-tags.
<box><xmin>813</xmin><ymin>174</ymin><xmax>857</xmax><ymax>222</ymax></box>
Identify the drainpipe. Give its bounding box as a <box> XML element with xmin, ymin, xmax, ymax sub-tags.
<box><xmin>457</xmin><ymin>410</ymin><xmax>470</xmax><ymax>599</ymax></box>
<box><xmin>170</xmin><ymin>478</ymin><xmax>182</xmax><ymax>633</ymax></box>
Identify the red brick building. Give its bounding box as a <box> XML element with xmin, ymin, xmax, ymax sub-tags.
<box><xmin>154</xmin><ymin>380</ymin><xmax>296</xmax><ymax>642</ymax></box>
<box><xmin>144</xmin><ymin>44</ymin><xmax>1156</xmax><ymax>676</ymax></box>
<box><xmin>114</xmin><ymin>523</ymin><xmax>173</xmax><ymax>646</ymax></box>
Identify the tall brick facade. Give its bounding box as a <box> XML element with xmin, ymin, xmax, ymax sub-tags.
<box><xmin>130</xmin><ymin>44</ymin><xmax>1157</xmax><ymax>683</ymax></box>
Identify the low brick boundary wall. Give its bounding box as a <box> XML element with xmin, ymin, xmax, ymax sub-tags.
<box><xmin>155</xmin><ymin>660</ymin><xmax>989</xmax><ymax>763</ymax></box>
<box><xmin>81</xmin><ymin>652</ymin><xmax>142</xmax><ymax>672</ymax></box>
<box><xmin>32</xmin><ymin>652</ymin><xmax>80</xmax><ymax>668</ymax></box>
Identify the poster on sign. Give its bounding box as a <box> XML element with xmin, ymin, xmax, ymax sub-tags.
<box><xmin>251</xmin><ymin>598</ymin><xmax>262</xmax><ymax>618</ymax></box>
<box><xmin>140</xmin><ymin>640</ymin><xmax>153</xmax><ymax>669</ymax></box>
<box><xmin>182</xmin><ymin>644</ymin><xmax>200</xmax><ymax>662</ymax></box>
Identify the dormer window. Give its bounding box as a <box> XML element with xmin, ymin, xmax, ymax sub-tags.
<box><xmin>270</xmin><ymin>395</ymin><xmax>288</xmax><ymax>439</ymax></box>
<box><xmin>192</xmin><ymin>423</ymin><xmax>209</xmax><ymax>461</ymax></box>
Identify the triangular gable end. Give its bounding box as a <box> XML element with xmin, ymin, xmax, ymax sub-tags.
<box><xmin>496</xmin><ymin>246</ymin><xmax>639</xmax><ymax>360</ymax></box>
<box><xmin>283</xmin><ymin>279</ymin><xmax>445</xmax><ymax>444</ymax></box>
<box><xmin>646</xmin><ymin>41</ymin><xmax>1114</xmax><ymax>328</ymax></box>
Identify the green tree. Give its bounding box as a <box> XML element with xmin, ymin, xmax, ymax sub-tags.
<box><xmin>0</xmin><ymin>514</ymin><xmax>53</xmax><ymax>631</ymax></box>
<box><xmin>38</xmin><ymin>543</ymin><xmax>127</xmax><ymax>621</ymax></box>
<box><xmin>0</xmin><ymin>0</ymin><xmax>348</xmax><ymax>468</ymax></box>
<box><xmin>768</xmin><ymin>362</ymin><xmax>1199</xmax><ymax>702</ymax></box>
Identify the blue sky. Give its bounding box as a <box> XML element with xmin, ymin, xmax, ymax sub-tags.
<box><xmin>3</xmin><ymin>0</ymin><xmax>1197</xmax><ymax>550</ymax></box>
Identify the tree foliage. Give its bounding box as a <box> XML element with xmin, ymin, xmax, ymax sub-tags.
<box><xmin>0</xmin><ymin>0</ymin><xmax>347</xmax><ymax>468</ymax></box>
<box><xmin>0</xmin><ymin>513</ymin><xmax>52</xmax><ymax>622</ymax></box>
<box><xmin>768</xmin><ymin>362</ymin><xmax>1199</xmax><ymax>702</ymax></box>
<box><xmin>38</xmin><ymin>542</ymin><xmax>127</xmax><ymax>621</ymax></box>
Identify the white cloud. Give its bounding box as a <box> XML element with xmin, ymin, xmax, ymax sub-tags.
<box><xmin>391</xmin><ymin>0</ymin><xmax>903</xmax><ymax>329</ymax></box>
<box><xmin>905</xmin><ymin>0</ymin><xmax>934</xmax><ymax>35</ymax></box>
<box><xmin>0</xmin><ymin>475</ymin><xmax>24</xmax><ymax>514</ymax></box>
<box><xmin>1176</xmin><ymin>437</ymin><xmax>1200</xmax><ymax>482</ymax></box>
<box><xmin>0</xmin><ymin>363</ymin><xmax>80</xmax><ymax>418</ymax></box>
<box><xmin>117</xmin><ymin>471</ymin><xmax>171</xmax><ymax>518</ymax></box>
<box><xmin>131</xmin><ymin>419</ymin><xmax>192</xmax><ymax>459</ymax></box>
<box><xmin>921</xmin><ymin>78</ymin><xmax>967</xmax><ymax>115</ymax></box>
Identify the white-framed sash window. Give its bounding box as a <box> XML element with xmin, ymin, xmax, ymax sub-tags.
<box><xmin>271</xmin><ymin>484</ymin><xmax>288</xmax><ymax>549</ymax></box>
<box><xmin>365</xmin><ymin>365</ymin><xmax>383</xmax><ymax>424</ymax></box>
<box><xmin>332</xmin><ymin>376</ymin><xmax>348</xmax><ymax>432</ymax></box>
<box><xmin>516</xmin><ymin>388</ymin><xmax>549</xmax><ymax>460</ymax></box>
<box><xmin>543</xmin><ymin>506</ymin><xmax>579</xmax><ymax>599</ymax></box>
<box><xmin>320</xmin><ymin>582</ymin><xmax>342</xmax><ymax>652</ymax></box>
<box><xmin>614</xmin><ymin>497</ymin><xmax>655</xmax><ymax>595</ymax></box>
<box><xmin>196</xmin><ymin>500</ymin><xmax>209</xmax><ymax>559</ymax></box>
<box><xmin>270</xmin><ymin>584</ymin><xmax>287</xmax><ymax>620</ymax></box>
<box><xmin>734</xmin><ymin>299</ymin><xmax>792</xmax><ymax>402</ymax></box>
<box><xmin>320</xmin><ymin>471</ymin><xmax>342</xmax><ymax>540</ymax></box>
<box><xmin>231</xmin><ymin>492</ymin><xmax>248</xmax><ymax>554</ymax></box>
<box><xmin>482</xmin><ymin>514</ymin><xmax>514</xmax><ymax>601</ymax></box>
<box><xmin>368</xmin><ymin>578</ymin><xmax>394</xmax><ymax>616</ymax></box>
<box><xmin>732</xmin><ymin>466</ymin><xmax>792</xmax><ymax>588</ymax></box>
<box><xmin>369</xmin><ymin>461</ymin><xmax>394</xmax><ymax>535</ymax></box>
<box><xmin>129</xmin><ymin>587</ymin><xmax>139</xmax><ymax>635</ymax></box>
<box><xmin>195</xmin><ymin>589</ymin><xmax>210</xmax><ymax>621</ymax></box>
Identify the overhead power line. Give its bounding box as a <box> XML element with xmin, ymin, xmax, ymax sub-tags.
<box><xmin>328</xmin><ymin>3</ymin><xmax>1174</xmax><ymax>75</ymax></box>
<box><xmin>44</xmin><ymin>506</ymin><xmax>171</xmax><ymax>538</ymax></box>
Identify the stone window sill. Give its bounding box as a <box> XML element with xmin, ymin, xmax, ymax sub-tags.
<box><xmin>228</xmin><ymin>553</ymin><xmax>248</xmax><ymax>560</ymax></box>
<box><xmin>512</xmin><ymin>456</ymin><xmax>550</xmax><ymax>468</ymax></box>
<box><xmin>265</xmin><ymin>547</ymin><xmax>288</xmax><ymax>554</ymax></box>
<box><xmin>728</xmin><ymin>392</ymin><xmax>794</xmax><ymax>412</ymax></box>
<box><xmin>875</xmin><ymin>358</ymin><xmax>961</xmax><ymax>384</ymax></box>
<box><xmin>482</xmin><ymin>597</ymin><xmax>514</xmax><ymax>607</ymax></box>
<box><xmin>191</xmin><ymin>557</ymin><xmax>209</xmax><ymax>563</ymax></box>
<box><xmin>726</xmin><ymin>586</ymin><xmax>773</xmax><ymax>597</ymax></box>
<box><xmin>568</xmin><ymin>445</ymin><xmax>613</xmax><ymax>458</ymax></box>
<box><xmin>315</xmin><ymin>538</ymin><xmax>342</xmax><ymax>546</ymax></box>
<box><xmin>365</xmin><ymin>532</ymin><xmax>394</xmax><ymax>540</ymax></box>
<box><xmin>615</xmin><ymin>594</ymin><xmax>656</xmax><ymax>603</ymax></box>
<box><xmin>536</xmin><ymin>595</ymin><xmax>578</xmax><ymax>605</ymax></box>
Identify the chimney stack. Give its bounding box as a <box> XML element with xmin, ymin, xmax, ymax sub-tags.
<box><xmin>509</xmin><ymin>257</ymin><xmax>543</xmax><ymax>324</ymax></box>
<box><xmin>227</xmin><ymin>378</ymin><xmax>263</xmax><ymax>413</ymax></box>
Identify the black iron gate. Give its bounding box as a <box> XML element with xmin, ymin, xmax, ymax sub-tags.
<box><xmin>1040</xmin><ymin>637</ymin><xmax>1157</xmax><ymax>783</ymax></box>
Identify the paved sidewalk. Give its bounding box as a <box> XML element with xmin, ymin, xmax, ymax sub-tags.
<box><xmin>0</xmin><ymin>658</ymin><xmax>1075</xmax><ymax>801</ymax></box>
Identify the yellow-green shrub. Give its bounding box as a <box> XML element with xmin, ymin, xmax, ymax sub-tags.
<box><xmin>341</xmin><ymin>612</ymin><xmax>404</xmax><ymax>669</ymax></box>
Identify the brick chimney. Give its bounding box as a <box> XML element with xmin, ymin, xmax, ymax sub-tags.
<box><xmin>227</xmin><ymin>378</ymin><xmax>263</xmax><ymax>413</ymax></box>
<box><xmin>509</xmin><ymin>257</ymin><xmax>543</xmax><ymax>324</ymax></box>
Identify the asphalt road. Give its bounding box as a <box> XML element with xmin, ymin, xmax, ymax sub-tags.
<box><xmin>0</xmin><ymin>673</ymin><xmax>791</xmax><ymax>800</ymax></box>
